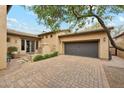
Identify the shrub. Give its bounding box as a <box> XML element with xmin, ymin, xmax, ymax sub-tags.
<box><xmin>50</xmin><ymin>51</ymin><xmax>58</xmax><ymax>57</ymax></box>
<box><xmin>33</xmin><ymin>55</ymin><xmax>44</xmax><ymax>62</ymax></box>
<box><xmin>33</xmin><ymin>51</ymin><xmax>58</xmax><ymax>62</ymax></box>
<box><xmin>7</xmin><ymin>46</ymin><xmax>18</xmax><ymax>59</ymax></box>
<box><xmin>8</xmin><ymin>46</ymin><xmax>18</xmax><ymax>54</ymax></box>
<box><xmin>44</xmin><ymin>54</ymin><xmax>51</xmax><ymax>59</ymax></box>
<box><xmin>52</xmin><ymin>51</ymin><xmax>58</xmax><ymax>56</ymax></box>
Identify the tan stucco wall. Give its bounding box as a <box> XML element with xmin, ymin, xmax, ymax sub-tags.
<box><xmin>39</xmin><ymin>31</ymin><xmax>69</xmax><ymax>55</ymax></box>
<box><xmin>7</xmin><ymin>34</ymin><xmax>40</xmax><ymax>54</ymax></box>
<box><xmin>59</xmin><ymin>32</ymin><xmax>109</xmax><ymax>60</ymax></box>
<box><xmin>0</xmin><ymin>6</ymin><xmax>7</xmax><ymax>69</ymax></box>
<box><xmin>7</xmin><ymin>35</ymin><xmax>21</xmax><ymax>53</ymax></box>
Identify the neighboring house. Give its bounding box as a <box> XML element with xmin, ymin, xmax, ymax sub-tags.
<box><xmin>114</xmin><ymin>32</ymin><xmax>124</xmax><ymax>58</ymax></box>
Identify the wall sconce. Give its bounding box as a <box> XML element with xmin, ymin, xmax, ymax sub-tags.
<box><xmin>103</xmin><ymin>37</ymin><xmax>106</xmax><ymax>42</ymax></box>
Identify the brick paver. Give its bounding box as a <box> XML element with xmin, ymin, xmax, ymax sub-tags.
<box><xmin>102</xmin><ymin>56</ymin><xmax>124</xmax><ymax>87</ymax></box>
<box><xmin>0</xmin><ymin>55</ymin><xmax>109</xmax><ymax>88</ymax></box>
<box><xmin>102</xmin><ymin>56</ymin><xmax>124</xmax><ymax>68</ymax></box>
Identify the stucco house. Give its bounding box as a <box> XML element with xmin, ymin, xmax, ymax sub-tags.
<box><xmin>7</xmin><ymin>29</ymin><xmax>70</xmax><ymax>55</ymax></box>
<box><xmin>38</xmin><ymin>30</ymin><xmax>70</xmax><ymax>55</ymax></box>
<box><xmin>7</xmin><ymin>27</ymin><xmax>113</xmax><ymax>60</ymax></box>
<box><xmin>0</xmin><ymin>5</ymin><xmax>114</xmax><ymax>70</ymax></box>
<box><xmin>59</xmin><ymin>27</ymin><xmax>113</xmax><ymax>59</ymax></box>
<box><xmin>7</xmin><ymin>27</ymin><xmax>113</xmax><ymax>59</ymax></box>
<box><xmin>7</xmin><ymin>29</ymin><xmax>41</xmax><ymax>55</ymax></box>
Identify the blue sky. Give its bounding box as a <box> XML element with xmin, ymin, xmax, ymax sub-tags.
<box><xmin>7</xmin><ymin>5</ymin><xmax>124</xmax><ymax>35</ymax></box>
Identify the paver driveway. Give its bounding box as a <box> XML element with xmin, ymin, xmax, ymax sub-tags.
<box><xmin>0</xmin><ymin>55</ymin><xmax>109</xmax><ymax>88</ymax></box>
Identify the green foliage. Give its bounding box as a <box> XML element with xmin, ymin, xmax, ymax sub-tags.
<box><xmin>51</xmin><ymin>51</ymin><xmax>58</xmax><ymax>57</ymax></box>
<box><xmin>44</xmin><ymin>54</ymin><xmax>51</xmax><ymax>58</ymax></box>
<box><xmin>7</xmin><ymin>46</ymin><xmax>18</xmax><ymax>59</ymax></box>
<box><xmin>7</xmin><ymin>46</ymin><xmax>18</xmax><ymax>54</ymax></box>
<box><xmin>33</xmin><ymin>55</ymin><xmax>44</xmax><ymax>62</ymax></box>
<box><xmin>27</xmin><ymin>5</ymin><xmax>124</xmax><ymax>31</ymax></box>
<box><xmin>33</xmin><ymin>51</ymin><xmax>58</xmax><ymax>62</ymax></box>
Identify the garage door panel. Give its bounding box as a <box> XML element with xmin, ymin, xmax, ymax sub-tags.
<box><xmin>64</xmin><ymin>41</ymin><xmax>98</xmax><ymax>58</ymax></box>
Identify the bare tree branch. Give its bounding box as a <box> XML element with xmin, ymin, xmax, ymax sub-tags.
<box><xmin>71</xmin><ymin>5</ymin><xmax>124</xmax><ymax>51</ymax></box>
<box><xmin>72</xmin><ymin>6</ymin><xmax>93</xmax><ymax>19</ymax></box>
<box><xmin>92</xmin><ymin>13</ymin><xmax>124</xmax><ymax>51</ymax></box>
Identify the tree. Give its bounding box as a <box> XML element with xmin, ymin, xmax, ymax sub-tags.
<box><xmin>83</xmin><ymin>22</ymin><xmax>101</xmax><ymax>31</ymax></box>
<box><xmin>27</xmin><ymin>5</ymin><xmax>124</xmax><ymax>51</ymax></box>
<box><xmin>112</xmin><ymin>24</ymin><xmax>124</xmax><ymax>37</ymax></box>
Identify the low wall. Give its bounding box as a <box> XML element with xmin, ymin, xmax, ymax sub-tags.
<box><xmin>117</xmin><ymin>50</ymin><xmax>124</xmax><ymax>58</ymax></box>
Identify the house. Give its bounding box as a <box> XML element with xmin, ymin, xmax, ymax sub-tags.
<box><xmin>7</xmin><ymin>29</ymin><xmax>70</xmax><ymax>55</ymax></box>
<box><xmin>59</xmin><ymin>27</ymin><xmax>113</xmax><ymax>59</ymax></box>
<box><xmin>7</xmin><ymin>29</ymin><xmax>41</xmax><ymax>54</ymax></box>
<box><xmin>7</xmin><ymin>27</ymin><xmax>114</xmax><ymax>60</ymax></box>
<box><xmin>113</xmin><ymin>32</ymin><xmax>124</xmax><ymax>58</ymax></box>
<box><xmin>0</xmin><ymin>5</ymin><xmax>114</xmax><ymax>70</ymax></box>
<box><xmin>38</xmin><ymin>30</ymin><xmax>70</xmax><ymax>55</ymax></box>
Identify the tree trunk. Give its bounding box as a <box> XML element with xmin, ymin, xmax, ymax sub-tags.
<box><xmin>92</xmin><ymin>13</ymin><xmax>124</xmax><ymax>51</ymax></box>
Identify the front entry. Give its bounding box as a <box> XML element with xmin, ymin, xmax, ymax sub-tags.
<box><xmin>26</xmin><ymin>40</ymin><xmax>35</xmax><ymax>53</ymax></box>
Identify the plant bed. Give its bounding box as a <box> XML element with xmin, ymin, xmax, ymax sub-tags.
<box><xmin>33</xmin><ymin>51</ymin><xmax>58</xmax><ymax>62</ymax></box>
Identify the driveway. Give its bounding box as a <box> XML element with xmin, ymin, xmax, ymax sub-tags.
<box><xmin>0</xmin><ymin>55</ymin><xmax>109</xmax><ymax>88</ymax></box>
<box><xmin>102</xmin><ymin>56</ymin><xmax>124</xmax><ymax>87</ymax></box>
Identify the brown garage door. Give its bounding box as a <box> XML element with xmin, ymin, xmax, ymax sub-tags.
<box><xmin>64</xmin><ymin>41</ymin><xmax>98</xmax><ymax>58</ymax></box>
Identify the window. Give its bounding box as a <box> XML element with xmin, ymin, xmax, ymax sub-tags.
<box><xmin>7</xmin><ymin>37</ymin><xmax>10</xmax><ymax>42</ymax></box>
<box><xmin>31</xmin><ymin>41</ymin><xmax>35</xmax><ymax>52</ymax></box>
<box><xmin>50</xmin><ymin>34</ymin><xmax>53</xmax><ymax>38</ymax></box>
<box><xmin>21</xmin><ymin>39</ymin><xmax>25</xmax><ymax>50</ymax></box>
<box><xmin>36</xmin><ymin>41</ymin><xmax>38</xmax><ymax>49</ymax></box>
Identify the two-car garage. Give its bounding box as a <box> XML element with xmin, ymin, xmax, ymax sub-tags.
<box><xmin>64</xmin><ymin>41</ymin><xmax>99</xmax><ymax>58</ymax></box>
<box><xmin>59</xmin><ymin>28</ymin><xmax>113</xmax><ymax>60</ymax></box>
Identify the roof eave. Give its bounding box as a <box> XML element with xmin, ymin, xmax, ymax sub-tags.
<box><xmin>59</xmin><ymin>27</ymin><xmax>114</xmax><ymax>38</ymax></box>
<box><xmin>7</xmin><ymin>5</ymin><xmax>12</xmax><ymax>14</ymax></box>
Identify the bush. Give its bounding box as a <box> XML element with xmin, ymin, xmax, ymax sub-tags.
<box><xmin>7</xmin><ymin>46</ymin><xmax>18</xmax><ymax>59</ymax></box>
<box><xmin>44</xmin><ymin>54</ymin><xmax>51</xmax><ymax>58</ymax></box>
<box><xmin>52</xmin><ymin>51</ymin><xmax>58</xmax><ymax>56</ymax></box>
<box><xmin>33</xmin><ymin>51</ymin><xmax>58</xmax><ymax>62</ymax></box>
<box><xmin>8</xmin><ymin>46</ymin><xmax>18</xmax><ymax>54</ymax></box>
<box><xmin>33</xmin><ymin>55</ymin><xmax>44</xmax><ymax>62</ymax></box>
